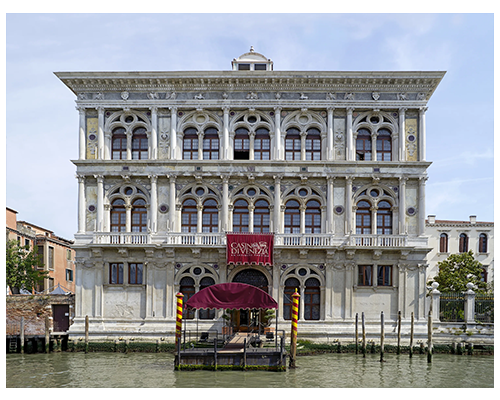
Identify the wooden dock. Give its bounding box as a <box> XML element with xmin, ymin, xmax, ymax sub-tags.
<box><xmin>175</xmin><ymin>332</ymin><xmax>286</xmax><ymax>371</ymax></box>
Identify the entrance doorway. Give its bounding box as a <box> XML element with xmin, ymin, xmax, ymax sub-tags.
<box><xmin>231</xmin><ymin>268</ymin><xmax>269</xmax><ymax>332</ymax></box>
<box><xmin>52</xmin><ymin>305</ymin><xmax>70</xmax><ymax>332</ymax></box>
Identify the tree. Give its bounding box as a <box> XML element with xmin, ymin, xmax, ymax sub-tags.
<box><xmin>6</xmin><ymin>240</ymin><xmax>47</xmax><ymax>294</ymax></box>
<box><xmin>429</xmin><ymin>250</ymin><xmax>488</xmax><ymax>293</ymax></box>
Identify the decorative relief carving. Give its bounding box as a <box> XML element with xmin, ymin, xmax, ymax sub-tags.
<box><xmin>246</xmin><ymin>92</ymin><xmax>258</xmax><ymax>100</ymax></box>
<box><xmin>344</xmin><ymin>93</ymin><xmax>354</xmax><ymax>100</ymax></box>
<box><xmin>405</xmin><ymin>120</ymin><xmax>418</xmax><ymax>161</ymax></box>
<box><xmin>372</xmin><ymin>92</ymin><xmax>380</xmax><ymax>100</ymax></box>
<box><xmin>121</xmin><ymin>91</ymin><xmax>129</xmax><ymax>100</ymax></box>
<box><xmin>194</xmin><ymin>93</ymin><xmax>204</xmax><ymax>100</ymax></box>
<box><xmin>334</xmin><ymin>130</ymin><xmax>345</xmax><ymax>157</ymax></box>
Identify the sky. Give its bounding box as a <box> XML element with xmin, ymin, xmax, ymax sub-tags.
<box><xmin>3</xmin><ymin>10</ymin><xmax>495</xmax><ymax>241</ymax></box>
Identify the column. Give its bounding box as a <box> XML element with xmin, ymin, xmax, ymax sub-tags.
<box><xmin>197</xmin><ymin>204</ymin><xmax>203</xmax><ymax>233</ymax></box>
<box><xmin>399</xmin><ymin>176</ymin><xmax>407</xmax><ymax>234</ymax></box>
<box><xmin>198</xmin><ymin>132</ymin><xmax>204</xmax><ymax>160</ymax></box>
<box><xmin>77</xmin><ymin>175</ymin><xmax>86</xmax><ymax>233</ymax></box>
<box><xmin>125</xmin><ymin>204</ymin><xmax>132</xmax><ymax>232</ymax></box>
<box><xmin>149</xmin><ymin>175</ymin><xmax>158</xmax><ymax>232</ymax></box>
<box><xmin>274</xmin><ymin>176</ymin><xmax>282</xmax><ymax>233</ymax></box>
<box><xmin>464</xmin><ymin>282</ymin><xmax>476</xmax><ymax>324</ymax></box>
<box><xmin>274</xmin><ymin>107</ymin><xmax>282</xmax><ymax>160</ymax></box>
<box><xmin>327</xmin><ymin>107</ymin><xmax>334</xmax><ymax>161</ymax></box>
<box><xmin>299</xmin><ymin>205</ymin><xmax>306</xmax><ymax>234</ymax></box>
<box><xmin>249</xmin><ymin>132</ymin><xmax>255</xmax><ymax>160</ymax></box>
<box><xmin>126</xmin><ymin>133</ymin><xmax>132</xmax><ymax>160</ymax></box>
<box><xmin>103</xmin><ymin>132</ymin><xmax>111</xmax><ymax>160</ymax></box>
<box><xmin>221</xmin><ymin>175</ymin><xmax>229</xmax><ymax>232</ymax></box>
<box><xmin>346</xmin><ymin>108</ymin><xmax>354</xmax><ymax>161</ymax></box>
<box><xmin>345</xmin><ymin>176</ymin><xmax>353</xmax><ymax>234</ymax></box>
<box><xmin>95</xmin><ymin>175</ymin><xmax>104</xmax><ymax>232</ymax></box>
<box><xmin>223</xmin><ymin>107</ymin><xmax>230</xmax><ymax>160</ymax></box>
<box><xmin>97</xmin><ymin>107</ymin><xmax>105</xmax><ymax>160</ymax></box>
<box><xmin>168</xmin><ymin>175</ymin><xmax>176</xmax><ymax>232</ymax></box>
<box><xmin>150</xmin><ymin>106</ymin><xmax>158</xmax><ymax>160</ymax></box>
<box><xmin>326</xmin><ymin>176</ymin><xmax>334</xmax><ymax>233</ymax></box>
<box><xmin>78</xmin><ymin>107</ymin><xmax>86</xmax><ymax>160</ymax></box>
<box><xmin>418</xmin><ymin>177</ymin><xmax>427</xmax><ymax>235</ymax></box>
<box><xmin>399</xmin><ymin>108</ymin><xmax>406</xmax><ymax>161</ymax></box>
<box><xmin>248</xmin><ymin>205</ymin><xmax>255</xmax><ymax>233</ymax></box>
<box><xmin>419</xmin><ymin>107</ymin><xmax>427</xmax><ymax>161</ymax></box>
<box><xmin>300</xmin><ymin>131</ymin><xmax>307</xmax><ymax>161</ymax></box>
<box><xmin>170</xmin><ymin>107</ymin><xmax>177</xmax><ymax>160</ymax></box>
<box><xmin>371</xmin><ymin>132</ymin><xmax>377</xmax><ymax>161</ymax></box>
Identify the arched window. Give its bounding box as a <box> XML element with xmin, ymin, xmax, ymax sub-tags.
<box><xmin>202</xmin><ymin>199</ymin><xmax>218</xmax><ymax>233</ymax></box>
<box><xmin>110</xmin><ymin>199</ymin><xmax>126</xmax><ymax>232</ymax></box>
<box><xmin>459</xmin><ymin>233</ymin><xmax>469</xmax><ymax>253</ymax></box>
<box><xmin>179</xmin><ymin>277</ymin><xmax>195</xmax><ymax>319</ymax></box>
<box><xmin>183</xmin><ymin>128</ymin><xmax>199</xmax><ymax>160</ymax></box>
<box><xmin>356</xmin><ymin>129</ymin><xmax>372</xmax><ymax>161</ymax></box>
<box><xmin>304</xmin><ymin>278</ymin><xmax>320</xmax><ymax>320</ymax></box>
<box><xmin>233</xmin><ymin>199</ymin><xmax>249</xmax><ymax>232</ymax></box>
<box><xmin>203</xmin><ymin>128</ymin><xmax>219</xmax><ymax>160</ymax></box>
<box><xmin>199</xmin><ymin>276</ymin><xmax>216</xmax><ymax>320</ymax></box>
<box><xmin>305</xmin><ymin>128</ymin><xmax>321</xmax><ymax>161</ymax></box>
<box><xmin>376</xmin><ymin>201</ymin><xmax>392</xmax><ymax>235</ymax></box>
<box><xmin>131</xmin><ymin>198</ymin><xmax>147</xmax><ymax>232</ymax></box>
<box><xmin>181</xmin><ymin>199</ymin><xmax>197</xmax><ymax>233</ymax></box>
<box><xmin>132</xmin><ymin>127</ymin><xmax>148</xmax><ymax>160</ymax></box>
<box><xmin>439</xmin><ymin>233</ymin><xmax>449</xmax><ymax>253</ymax></box>
<box><xmin>254</xmin><ymin>128</ymin><xmax>270</xmax><ymax>160</ymax></box>
<box><xmin>283</xmin><ymin>277</ymin><xmax>300</xmax><ymax>320</ymax></box>
<box><xmin>112</xmin><ymin>127</ymin><xmax>127</xmax><ymax>160</ymax></box>
<box><xmin>285</xmin><ymin>128</ymin><xmax>301</xmax><ymax>160</ymax></box>
<box><xmin>253</xmin><ymin>199</ymin><xmax>270</xmax><ymax>233</ymax></box>
<box><xmin>284</xmin><ymin>200</ymin><xmax>300</xmax><ymax>233</ymax></box>
<box><xmin>356</xmin><ymin>200</ymin><xmax>371</xmax><ymax>234</ymax></box>
<box><xmin>479</xmin><ymin>233</ymin><xmax>488</xmax><ymax>253</ymax></box>
<box><xmin>305</xmin><ymin>200</ymin><xmax>321</xmax><ymax>233</ymax></box>
<box><xmin>234</xmin><ymin>128</ymin><xmax>250</xmax><ymax>160</ymax></box>
<box><xmin>376</xmin><ymin>129</ymin><xmax>392</xmax><ymax>161</ymax></box>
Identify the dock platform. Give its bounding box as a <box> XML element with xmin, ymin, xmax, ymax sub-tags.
<box><xmin>175</xmin><ymin>332</ymin><xmax>287</xmax><ymax>371</ymax></box>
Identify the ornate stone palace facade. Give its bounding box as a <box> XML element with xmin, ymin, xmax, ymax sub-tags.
<box><xmin>56</xmin><ymin>48</ymin><xmax>445</xmax><ymax>341</ymax></box>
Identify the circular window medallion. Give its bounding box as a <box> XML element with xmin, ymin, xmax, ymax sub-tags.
<box><xmin>407</xmin><ymin>134</ymin><xmax>416</xmax><ymax>142</ymax></box>
<box><xmin>247</xmin><ymin>188</ymin><xmax>256</xmax><ymax>196</ymax></box>
<box><xmin>88</xmin><ymin>134</ymin><xmax>97</xmax><ymax>141</ymax></box>
<box><xmin>370</xmin><ymin>116</ymin><xmax>380</xmax><ymax>124</ymax></box>
<box><xmin>407</xmin><ymin>207</ymin><xmax>417</xmax><ymax>216</ymax></box>
<box><xmin>298</xmin><ymin>268</ymin><xmax>308</xmax><ymax>276</ymax></box>
<box><xmin>196</xmin><ymin>187</ymin><xmax>205</xmax><ymax>196</ymax></box>
<box><xmin>159</xmin><ymin>204</ymin><xmax>169</xmax><ymax>214</ymax></box>
<box><xmin>298</xmin><ymin>189</ymin><xmax>308</xmax><ymax>197</ymax></box>
<box><xmin>88</xmin><ymin>205</ymin><xmax>96</xmax><ymax>213</ymax></box>
<box><xmin>193</xmin><ymin>267</ymin><xmax>203</xmax><ymax>275</ymax></box>
<box><xmin>334</xmin><ymin>205</ymin><xmax>344</xmax><ymax>215</ymax></box>
<box><xmin>247</xmin><ymin>116</ymin><xmax>257</xmax><ymax>124</ymax></box>
<box><xmin>370</xmin><ymin>189</ymin><xmax>379</xmax><ymax>197</ymax></box>
<box><xmin>124</xmin><ymin>187</ymin><xmax>134</xmax><ymax>195</ymax></box>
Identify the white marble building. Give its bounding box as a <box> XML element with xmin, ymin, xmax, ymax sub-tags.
<box><xmin>56</xmin><ymin>48</ymin><xmax>445</xmax><ymax>341</ymax></box>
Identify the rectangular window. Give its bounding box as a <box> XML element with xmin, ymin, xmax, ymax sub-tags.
<box><xmin>110</xmin><ymin>263</ymin><xmax>124</xmax><ymax>284</ymax></box>
<box><xmin>129</xmin><ymin>263</ymin><xmax>143</xmax><ymax>285</ymax></box>
<box><xmin>358</xmin><ymin>265</ymin><xmax>373</xmax><ymax>286</ymax></box>
<box><xmin>255</xmin><ymin>64</ymin><xmax>267</xmax><ymax>70</ymax></box>
<box><xmin>377</xmin><ymin>265</ymin><xmax>392</xmax><ymax>286</ymax></box>
<box><xmin>25</xmin><ymin>238</ymin><xmax>30</xmax><ymax>248</ymax></box>
<box><xmin>67</xmin><ymin>249</ymin><xmax>72</xmax><ymax>260</ymax></box>
<box><xmin>66</xmin><ymin>269</ymin><xmax>74</xmax><ymax>282</ymax></box>
<box><xmin>238</xmin><ymin>64</ymin><xmax>250</xmax><ymax>70</ymax></box>
<box><xmin>48</xmin><ymin>247</ymin><xmax>54</xmax><ymax>270</ymax></box>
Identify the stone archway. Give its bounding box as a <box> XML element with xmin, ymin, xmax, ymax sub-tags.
<box><xmin>231</xmin><ymin>268</ymin><xmax>270</xmax><ymax>332</ymax></box>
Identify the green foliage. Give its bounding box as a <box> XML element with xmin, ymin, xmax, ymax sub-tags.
<box><xmin>6</xmin><ymin>240</ymin><xmax>47</xmax><ymax>293</ymax></box>
<box><xmin>429</xmin><ymin>251</ymin><xmax>488</xmax><ymax>293</ymax></box>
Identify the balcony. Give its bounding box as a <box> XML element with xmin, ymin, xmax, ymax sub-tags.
<box><xmin>90</xmin><ymin>232</ymin><xmax>417</xmax><ymax>249</ymax></box>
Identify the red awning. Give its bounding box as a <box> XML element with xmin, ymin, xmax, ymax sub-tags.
<box><xmin>185</xmin><ymin>282</ymin><xmax>278</xmax><ymax>310</ymax></box>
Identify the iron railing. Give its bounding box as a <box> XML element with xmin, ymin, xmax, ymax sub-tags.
<box><xmin>475</xmin><ymin>293</ymin><xmax>494</xmax><ymax>323</ymax></box>
<box><xmin>439</xmin><ymin>292</ymin><xmax>465</xmax><ymax>322</ymax></box>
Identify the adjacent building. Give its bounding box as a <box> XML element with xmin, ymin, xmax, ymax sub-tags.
<box><xmin>426</xmin><ymin>215</ymin><xmax>494</xmax><ymax>286</ymax></box>
<box><xmin>6</xmin><ymin>207</ymin><xmax>76</xmax><ymax>294</ymax></box>
<box><xmin>56</xmin><ymin>48</ymin><xmax>445</xmax><ymax>341</ymax></box>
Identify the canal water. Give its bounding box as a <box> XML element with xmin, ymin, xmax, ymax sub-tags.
<box><xmin>6</xmin><ymin>352</ymin><xmax>494</xmax><ymax>388</ymax></box>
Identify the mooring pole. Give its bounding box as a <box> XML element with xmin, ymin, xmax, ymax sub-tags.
<box><xmin>362</xmin><ymin>312</ymin><xmax>366</xmax><ymax>357</ymax></box>
<box><xmin>380</xmin><ymin>311</ymin><xmax>384</xmax><ymax>362</ymax></box>
<box><xmin>85</xmin><ymin>315</ymin><xmax>89</xmax><ymax>353</ymax></box>
<box><xmin>20</xmin><ymin>317</ymin><xmax>25</xmax><ymax>354</ymax></box>
<box><xmin>409</xmin><ymin>312</ymin><xmax>414</xmax><ymax>358</ymax></box>
<box><xmin>289</xmin><ymin>289</ymin><xmax>300</xmax><ymax>368</ymax></box>
<box><xmin>397</xmin><ymin>311</ymin><xmax>401</xmax><ymax>355</ymax></box>
<box><xmin>427</xmin><ymin>310</ymin><xmax>433</xmax><ymax>363</ymax></box>
<box><xmin>355</xmin><ymin>313</ymin><xmax>359</xmax><ymax>354</ymax></box>
<box><xmin>45</xmin><ymin>315</ymin><xmax>51</xmax><ymax>354</ymax></box>
<box><xmin>175</xmin><ymin>293</ymin><xmax>184</xmax><ymax>347</ymax></box>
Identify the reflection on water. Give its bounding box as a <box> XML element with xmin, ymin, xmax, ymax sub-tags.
<box><xmin>6</xmin><ymin>352</ymin><xmax>494</xmax><ymax>388</ymax></box>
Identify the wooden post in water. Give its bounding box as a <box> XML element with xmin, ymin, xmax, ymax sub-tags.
<box><xmin>380</xmin><ymin>311</ymin><xmax>384</xmax><ymax>362</ymax></box>
<box><xmin>355</xmin><ymin>313</ymin><xmax>359</xmax><ymax>354</ymax></box>
<box><xmin>20</xmin><ymin>317</ymin><xmax>25</xmax><ymax>354</ymax></box>
<box><xmin>362</xmin><ymin>312</ymin><xmax>366</xmax><ymax>357</ymax></box>
<box><xmin>397</xmin><ymin>311</ymin><xmax>401</xmax><ymax>355</ymax></box>
<box><xmin>409</xmin><ymin>312</ymin><xmax>414</xmax><ymax>358</ymax></box>
<box><xmin>85</xmin><ymin>315</ymin><xmax>89</xmax><ymax>354</ymax></box>
<box><xmin>45</xmin><ymin>315</ymin><xmax>50</xmax><ymax>353</ymax></box>
<box><xmin>427</xmin><ymin>310</ymin><xmax>432</xmax><ymax>363</ymax></box>
<box><xmin>289</xmin><ymin>289</ymin><xmax>300</xmax><ymax>368</ymax></box>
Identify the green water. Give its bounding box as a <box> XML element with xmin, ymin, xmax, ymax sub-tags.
<box><xmin>5</xmin><ymin>352</ymin><xmax>494</xmax><ymax>388</ymax></box>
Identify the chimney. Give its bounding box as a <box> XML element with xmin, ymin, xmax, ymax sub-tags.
<box><xmin>428</xmin><ymin>215</ymin><xmax>436</xmax><ymax>224</ymax></box>
<box><xmin>470</xmin><ymin>215</ymin><xmax>477</xmax><ymax>225</ymax></box>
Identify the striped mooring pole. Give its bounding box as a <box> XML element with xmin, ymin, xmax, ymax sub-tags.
<box><xmin>175</xmin><ymin>293</ymin><xmax>184</xmax><ymax>348</ymax></box>
<box><xmin>289</xmin><ymin>289</ymin><xmax>300</xmax><ymax>368</ymax></box>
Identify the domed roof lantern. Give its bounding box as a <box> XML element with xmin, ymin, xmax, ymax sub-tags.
<box><xmin>231</xmin><ymin>47</ymin><xmax>273</xmax><ymax>71</ymax></box>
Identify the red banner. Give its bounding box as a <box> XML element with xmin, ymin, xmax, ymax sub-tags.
<box><xmin>226</xmin><ymin>233</ymin><xmax>274</xmax><ymax>266</ymax></box>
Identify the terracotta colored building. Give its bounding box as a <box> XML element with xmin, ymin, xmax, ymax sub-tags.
<box><xmin>6</xmin><ymin>207</ymin><xmax>76</xmax><ymax>294</ymax></box>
